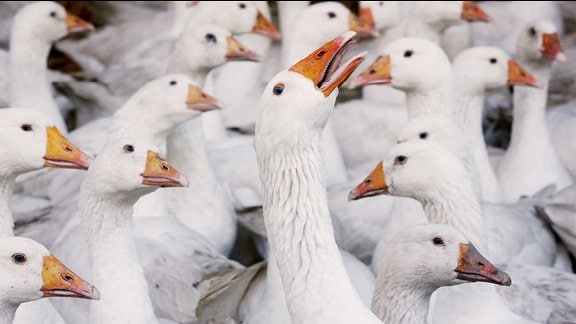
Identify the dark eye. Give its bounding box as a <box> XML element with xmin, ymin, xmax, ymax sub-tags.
<box><xmin>404</xmin><ymin>50</ymin><xmax>413</xmax><ymax>58</ymax></box>
<box><xmin>327</xmin><ymin>11</ymin><xmax>336</xmax><ymax>18</ymax></box>
<box><xmin>21</xmin><ymin>124</ymin><xmax>33</xmax><ymax>132</ymax></box>
<box><xmin>205</xmin><ymin>33</ymin><xmax>217</xmax><ymax>43</ymax></box>
<box><xmin>169</xmin><ymin>80</ymin><xmax>177</xmax><ymax>86</ymax></box>
<box><xmin>49</xmin><ymin>11</ymin><xmax>57</xmax><ymax>18</ymax></box>
<box><xmin>394</xmin><ymin>155</ymin><xmax>407</xmax><ymax>165</ymax></box>
<box><xmin>379</xmin><ymin>1</ymin><xmax>384</xmax><ymax>6</ymax></box>
<box><xmin>419</xmin><ymin>132</ymin><xmax>428</xmax><ymax>139</ymax></box>
<box><xmin>528</xmin><ymin>27</ymin><xmax>536</xmax><ymax>37</ymax></box>
<box><xmin>239</xmin><ymin>3</ymin><xmax>246</xmax><ymax>9</ymax></box>
<box><xmin>12</xmin><ymin>253</ymin><xmax>27</xmax><ymax>264</ymax></box>
<box><xmin>432</xmin><ymin>237</ymin><xmax>444</xmax><ymax>246</ymax></box>
<box><xmin>123</xmin><ymin>144</ymin><xmax>135</xmax><ymax>153</ymax></box>
<box><xmin>273</xmin><ymin>83</ymin><xmax>284</xmax><ymax>95</ymax></box>
<box><xmin>489</xmin><ymin>58</ymin><xmax>497</xmax><ymax>64</ymax></box>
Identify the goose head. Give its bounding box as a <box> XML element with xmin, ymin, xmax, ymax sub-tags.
<box><xmin>0</xmin><ymin>236</ymin><xmax>99</xmax><ymax>306</ymax></box>
<box><xmin>380</xmin><ymin>223</ymin><xmax>511</xmax><ymax>286</ymax></box>
<box><xmin>188</xmin><ymin>1</ymin><xmax>281</xmax><ymax>41</ymax></box>
<box><xmin>517</xmin><ymin>19</ymin><xmax>566</xmax><ymax>63</ymax></box>
<box><xmin>84</xmin><ymin>138</ymin><xmax>187</xmax><ymax>199</ymax></box>
<box><xmin>348</xmin><ymin>141</ymin><xmax>469</xmax><ymax>202</ymax></box>
<box><xmin>112</xmin><ymin>74</ymin><xmax>222</xmax><ymax>138</ymax></box>
<box><xmin>256</xmin><ymin>31</ymin><xmax>366</xmax><ymax>147</ymax></box>
<box><xmin>452</xmin><ymin>46</ymin><xmax>539</xmax><ymax>92</ymax></box>
<box><xmin>11</xmin><ymin>1</ymin><xmax>93</xmax><ymax>43</ymax></box>
<box><xmin>349</xmin><ymin>37</ymin><xmax>452</xmax><ymax>91</ymax></box>
<box><xmin>0</xmin><ymin>108</ymin><xmax>91</xmax><ymax>174</ymax></box>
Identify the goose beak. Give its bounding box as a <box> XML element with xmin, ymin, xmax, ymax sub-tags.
<box><xmin>226</xmin><ymin>36</ymin><xmax>260</xmax><ymax>62</ymax></box>
<box><xmin>348</xmin><ymin>161</ymin><xmax>388</xmax><ymax>201</ymax></box>
<box><xmin>541</xmin><ymin>33</ymin><xmax>566</xmax><ymax>62</ymax></box>
<box><xmin>186</xmin><ymin>84</ymin><xmax>223</xmax><ymax>112</ymax></box>
<box><xmin>348</xmin><ymin>55</ymin><xmax>391</xmax><ymax>89</ymax></box>
<box><xmin>456</xmin><ymin>243</ymin><xmax>512</xmax><ymax>286</ymax></box>
<box><xmin>350</xmin><ymin>11</ymin><xmax>379</xmax><ymax>39</ymax></box>
<box><xmin>41</xmin><ymin>255</ymin><xmax>100</xmax><ymax>300</ymax></box>
<box><xmin>253</xmin><ymin>10</ymin><xmax>281</xmax><ymax>41</ymax></box>
<box><xmin>141</xmin><ymin>151</ymin><xmax>188</xmax><ymax>188</ymax></box>
<box><xmin>461</xmin><ymin>1</ymin><xmax>490</xmax><ymax>23</ymax></box>
<box><xmin>289</xmin><ymin>31</ymin><xmax>367</xmax><ymax>97</ymax></box>
<box><xmin>44</xmin><ymin>127</ymin><xmax>92</xmax><ymax>170</ymax></box>
<box><xmin>65</xmin><ymin>12</ymin><xmax>94</xmax><ymax>33</ymax></box>
<box><xmin>507</xmin><ymin>60</ymin><xmax>539</xmax><ymax>88</ymax></box>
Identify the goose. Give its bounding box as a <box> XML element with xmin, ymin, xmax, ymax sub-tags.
<box><xmin>8</xmin><ymin>1</ymin><xmax>94</xmax><ymax>134</ymax></box>
<box><xmin>0</xmin><ymin>235</ymin><xmax>99</xmax><ymax>324</ymax></box>
<box><xmin>253</xmin><ymin>30</ymin><xmax>380</xmax><ymax>323</ymax></box>
<box><xmin>496</xmin><ymin>19</ymin><xmax>574</xmax><ymax>203</ymax></box>
<box><xmin>350</xmin><ymin>140</ymin><xmax>576</xmax><ymax>323</ymax></box>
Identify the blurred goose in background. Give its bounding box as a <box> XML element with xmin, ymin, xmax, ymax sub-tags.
<box><xmin>0</xmin><ymin>235</ymin><xmax>99</xmax><ymax>324</ymax></box>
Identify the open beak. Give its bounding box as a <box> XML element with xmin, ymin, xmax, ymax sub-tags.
<box><xmin>41</xmin><ymin>255</ymin><xmax>100</xmax><ymax>300</ymax></box>
<box><xmin>350</xmin><ymin>11</ymin><xmax>379</xmax><ymax>39</ymax></box>
<box><xmin>253</xmin><ymin>10</ymin><xmax>281</xmax><ymax>41</ymax></box>
<box><xmin>541</xmin><ymin>33</ymin><xmax>566</xmax><ymax>62</ymax></box>
<box><xmin>455</xmin><ymin>243</ymin><xmax>512</xmax><ymax>286</ymax></box>
<box><xmin>461</xmin><ymin>1</ymin><xmax>490</xmax><ymax>22</ymax></box>
<box><xmin>65</xmin><ymin>12</ymin><xmax>94</xmax><ymax>33</ymax></box>
<box><xmin>347</xmin><ymin>55</ymin><xmax>391</xmax><ymax>89</ymax></box>
<box><xmin>141</xmin><ymin>151</ymin><xmax>188</xmax><ymax>188</ymax></box>
<box><xmin>186</xmin><ymin>84</ymin><xmax>223</xmax><ymax>112</ymax></box>
<box><xmin>507</xmin><ymin>60</ymin><xmax>539</xmax><ymax>88</ymax></box>
<box><xmin>226</xmin><ymin>36</ymin><xmax>260</xmax><ymax>62</ymax></box>
<box><xmin>289</xmin><ymin>31</ymin><xmax>367</xmax><ymax>97</ymax></box>
<box><xmin>348</xmin><ymin>161</ymin><xmax>388</xmax><ymax>201</ymax></box>
<box><xmin>44</xmin><ymin>127</ymin><xmax>92</xmax><ymax>170</ymax></box>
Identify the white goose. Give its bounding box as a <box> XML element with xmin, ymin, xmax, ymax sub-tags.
<box><xmin>0</xmin><ymin>236</ymin><xmax>99</xmax><ymax>324</ymax></box>
<box><xmin>8</xmin><ymin>1</ymin><xmax>94</xmax><ymax>134</ymax></box>
<box><xmin>254</xmin><ymin>31</ymin><xmax>380</xmax><ymax>323</ymax></box>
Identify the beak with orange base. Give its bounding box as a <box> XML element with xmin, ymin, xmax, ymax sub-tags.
<box><xmin>253</xmin><ymin>10</ymin><xmax>281</xmax><ymax>41</ymax></box>
<box><xmin>41</xmin><ymin>255</ymin><xmax>100</xmax><ymax>300</ymax></box>
<box><xmin>350</xmin><ymin>11</ymin><xmax>379</xmax><ymax>39</ymax></box>
<box><xmin>186</xmin><ymin>84</ymin><xmax>224</xmax><ymax>112</ymax></box>
<box><xmin>347</xmin><ymin>55</ymin><xmax>391</xmax><ymax>89</ymax></box>
<box><xmin>455</xmin><ymin>243</ymin><xmax>512</xmax><ymax>286</ymax></box>
<box><xmin>65</xmin><ymin>12</ymin><xmax>94</xmax><ymax>33</ymax></box>
<box><xmin>348</xmin><ymin>161</ymin><xmax>388</xmax><ymax>201</ymax></box>
<box><xmin>541</xmin><ymin>33</ymin><xmax>566</xmax><ymax>62</ymax></box>
<box><xmin>141</xmin><ymin>151</ymin><xmax>188</xmax><ymax>188</ymax></box>
<box><xmin>44</xmin><ymin>127</ymin><xmax>92</xmax><ymax>170</ymax></box>
<box><xmin>507</xmin><ymin>60</ymin><xmax>539</xmax><ymax>88</ymax></box>
<box><xmin>461</xmin><ymin>1</ymin><xmax>490</xmax><ymax>23</ymax></box>
<box><xmin>289</xmin><ymin>31</ymin><xmax>367</xmax><ymax>98</ymax></box>
<box><xmin>226</xmin><ymin>36</ymin><xmax>260</xmax><ymax>62</ymax></box>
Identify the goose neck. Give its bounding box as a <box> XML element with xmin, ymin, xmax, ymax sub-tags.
<box><xmin>405</xmin><ymin>86</ymin><xmax>454</xmax><ymax>119</ymax></box>
<box><xmin>0</xmin><ymin>174</ymin><xmax>17</xmax><ymax>238</ymax></box>
<box><xmin>0</xmin><ymin>302</ymin><xmax>17</xmax><ymax>324</ymax></box>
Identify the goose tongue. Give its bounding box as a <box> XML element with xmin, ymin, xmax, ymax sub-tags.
<box><xmin>289</xmin><ymin>31</ymin><xmax>367</xmax><ymax>97</ymax></box>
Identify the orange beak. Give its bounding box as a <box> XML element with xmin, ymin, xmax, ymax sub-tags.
<box><xmin>348</xmin><ymin>55</ymin><xmax>391</xmax><ymax>89</ymax></box>
<box><xmin>141</xmin><ymin>151</ymin><xmax>188</xmax><ymax>188</ymax></box>
<box><xmin>348</xmin><ymin>161</ymin><xmax>388</xmax><ymax>201</ymax></box>
<box><xmin>41</xmin><ymin>255</ymin><xmax>100</xmax><ymax>300</ymax></box>
<box><xmin>541</xmin><ymin>32</ymin><xmax>566</xmax><ymax>62</ymax></box>
<box><xmin>186</xmin><ymin>84</ymin><xmax>223</xmax><ymax>112</ymax></box>
<box><xmin>253</xmin><ymin>10</ymin><xmax>281</xmax><ymax>41</ymax></box>
<box><xmin>44</xmin><ymin>127</ymin><xmax>92</xmax><ymax>170</ymax></box>
<box><xmin>507</xmin><ymin>60</ymin><xmax>539</xmax><ymax>88</ymax></box>
<box><xmin>226</xmin><ymin>36</ymin><xmax>260</xmax><ymax>62</ymax></box>
<box><xmin>289</xmin><ymin>31</ymin><xmax>366</xmax><ymax>97</ymax></box>
<box><xmin>349</xmin><ymin>11</ymin><xmax>379</xmax><ymax>39</ymax></box>
<box><xmin>65</xmin><ymin>12</ymin><xmax>94</xmax><ymax>33</ymax></box>
<box><xmin>455</xmin><ymin>243</ymin><xmax>512</xmax><ymax>286</ymax></box>
<box><xmin>461</xmin><ymin>1</ymin><xmax>490</xmax><ymax>22</ymax></box>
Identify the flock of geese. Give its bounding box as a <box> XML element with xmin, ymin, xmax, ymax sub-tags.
<box><xmin>0</xmin><ymin>1</ymin><xmax>575</xmax><ymax>323</ymax></box>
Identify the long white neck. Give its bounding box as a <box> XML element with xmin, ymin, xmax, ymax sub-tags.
<box><xmin>454</xmin><ymin>86</ymin><xmax>503</xmax><ymax>203</ymax></box>
<box><xmin>257</xmin><ymin>132</ymin><xmax>380</xmax><ymax>323</ymax></box>
<box><xmin>324</xmin><ymin>121</ymin><xmax>349</xmax><ymax>186</ymax></box>
<box><xmin>165</xmin><ymin>118</ymin><xmax>236</xmax><ymax>254</ymax></box>
<box><xmin>372</xmin><ymin>271</ymin><xmax>435</xmax><ymax>323</ymax></box>
<box><xmin>0</xmin><ymin>301</ymin><xmax>18</xmax><ymax>324</ymax></box>
<box><xmin>0</xmin><ymin>173</ymin><xmax>16</xmax><ymax>238</ymax></box>
<box><xmin>9</xmin><ymin>32</ymin><xmax>67</xmax><ymax>133</ymax></box>
<box><xmin>79</xmin><ymin>189</ymin><xmax>157</xmax><ymax>324</ymax></box>
<box><xmin>406</xmin><ymin>84</ymin><xmax>454</xmax><ymax>119</ymax></box>
<box><xmin>500</xmin><ymin>59</ymin><xmax>572</xmax><ymax>202</ymax></box>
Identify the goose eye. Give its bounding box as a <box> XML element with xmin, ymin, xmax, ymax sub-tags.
<box><xmin>419</xmin><ymin>132</ymin><xmax>428</xmax><ymax>139</ymax></box>
<box><xmin>432</xmin><ymin>237</ymin><xmax>445</xmax><ymax>246</ymax></box>
<box><xmin>123</xmin><ymin>144</ymin><xmax>135</xmax><ymax>153</ymax></box>
<box><xmin>12</xmin><ymin>253</ymin><xmax>27</xmax><ymax>264</ymax></box>
<box><xmin>528</xmin><ymin>27</ymin><xmax>536</xmax><ymax>37</ymax></box>
<box><xmin>489</xmin><ymin>58</ymin><xmax>497</xmax><ymax>64</ymax></box>
<box><xmin>394</xmin><ymin>155</ymin><xmax>407</xmax><ymax>165</ymax></box>
<box><xmin>21</xmin><ymin>124</ymin><xmax>33</xmax><ymax>132</ymax></box>
<box><xmin>379</xmin><ymin>1</ymin><xmax>384</xmax><ymax>6</ymax></box>
<box><xmin>327</xmin><ymin>12</ymin><xmax>336</xmax><ymax>18</ymax></box>
<box><xmin>169</xmin><ymin>80</ymin><xmax>177</xmax><ymax>86</ymax></box>
<box><xmin>404</xmin><ymin>50</ymin><xmax>413</xmax><ymax>58</ymax></box>
<box><xmin>239</xmin><ymin>3</ymin><xmax>246</xmax><ymax>9</ymax></box>
<box><xmin>272</xmin><ymin>84</ymin><xmax>284</xmax><ymax>95</ymax></box>
<box><xmin>49</xmin><ymin>11</ymin><xmax>57</xmax><ymax>18</ymax></box>
<box><xmin>205</xmin><ymin>33</ymin><xmax>217</xmax><ymax>43</ymax></box>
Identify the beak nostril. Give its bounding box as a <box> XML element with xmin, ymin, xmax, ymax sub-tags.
<box><xmin>64</xmin><ymin>146</ymin><xmax>73</xmax><ymax>153</ymax></box>
<box><xmin>61</xmin><ymin>273</ymin><xmax>74</xmax><ymax>282</ymax></box>
<box><xmin>161</xmin><ymin>164</ymin><xmax>169</xmax><ymax>171</ymax></box>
